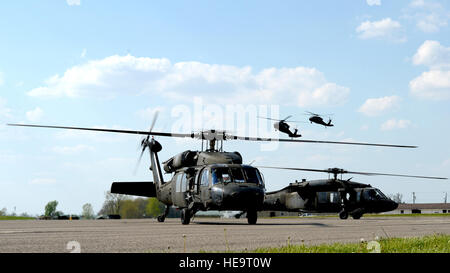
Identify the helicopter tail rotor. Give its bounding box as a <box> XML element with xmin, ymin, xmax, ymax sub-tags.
<box><xmin>134</xmin><ymin>111</ymin><xmax>159</xmax><ymax>175</ymax></box>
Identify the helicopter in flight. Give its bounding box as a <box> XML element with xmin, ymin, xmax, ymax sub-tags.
<box><xmin>305</xmin><ymin>111</ymin><xmax>334</xmax><ymax>127</ymax></box>
<box><xmin>8</xmin><ymin>115</ymin><xmax>418</xmax><ymax>225</ymax></box>
<box><xmin>258</xmin><ymin>115</ymin><xmax>302</xmax><ymax>138</ymax></box>
<box><xmin>258</xmin><ymin>166</ymin><xmax>447</xmax><ymax>219</ymax></box>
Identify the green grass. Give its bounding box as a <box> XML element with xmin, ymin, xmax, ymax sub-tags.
<box><xmin>251</xmin><ymin>234</ymin><xmax>450</xmax><ymax>253</ymax></box>
<box><xmin>0</xmin><ymin>216</ymin><xmax>35</xmax><ymax>220</ymax></box>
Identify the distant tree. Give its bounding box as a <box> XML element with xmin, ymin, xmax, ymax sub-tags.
<box><xmin>0</xmin><ymin>208</ymin><xmax>7</xmax><ymax>216</ymax></box>
<box><xmin>389</xmin><ymin>193</ymin><xmax>404</xmax><ymax>204</ymax></box>
<box><xmin>119</xmin><ymin>199</ymin><xmax>141</xmax><ymax>219</ymax></box>
<box><xmin>98</xmin><ymin>191</ymin><xmax>129</xmax><ymax>216</ymax></box>
<box><xmin>146</xmin><ymin>198</ymin><xmax>164</xmax><ymax>218</ymax></box>
<box><xmin>82</xmin><ymin>203</ymin><xmax>95</xmax><ymax>219</ymax></box>
<box><xmin>44</xmin><ymin>201</ymin><xmax>59</xmax><ymax>217</ymax></box>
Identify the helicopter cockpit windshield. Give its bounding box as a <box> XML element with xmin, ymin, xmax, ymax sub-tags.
<box><xmin>363</xmin><ymin>188</ymin><xmax>388</xmax><ymax>201</ymax></box>
<box><xmin>211</xmin><ymin>166</ymin><xmax>263</xmax><ymax>185</ymax></box>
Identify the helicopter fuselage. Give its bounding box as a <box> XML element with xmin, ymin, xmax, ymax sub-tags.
<box><xmin>309</xmin><ymin>116</ymin><xmax>333</xmax><ymax>127</ymax></box>
<box><xmin>264</xmin><ymin>179</ymin><xmax>398</xmax><ymax>218</ymax></box>
<box><xmin>157</xmin><ymin>163</ymin><xmax>265</xmax><ymax>212</ymax></box>
<box><xmin>274</xmin><ymin>121</ymin><xmax>301</xmax><ymax>138</ymax></box>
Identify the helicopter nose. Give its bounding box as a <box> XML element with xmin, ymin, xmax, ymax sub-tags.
<box><xmin>391</xmin><ymin>201</ymin><xmax>399</xmax><ymax>211</ymax></box>
<box><xmin>222</xmin><ymin>185</ymin><xmax>264</xmax><ymax>210</ymax></box>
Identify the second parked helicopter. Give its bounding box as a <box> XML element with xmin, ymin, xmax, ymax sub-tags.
<box><xmin>258</xmin><ymin>166</ymin><xmax>447</xmax><ymax>219</ymax></box>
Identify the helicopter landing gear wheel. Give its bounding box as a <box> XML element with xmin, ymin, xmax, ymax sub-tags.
<box><xmin>157</xmin><ymin>215</ymin><xmax>165</xmax><ymax>222</ymax></box>
<box><xmin>247</xmin><ymin>210</ymin><xmax>257</xmax><ymax>225</ymax></box>
<box><xmin>339</xmin><ymin>210</ymin><xmax>348</xmax><ymax>220</ymax></box>
<box><xmin>351</xmin><ymin>213</ymin><xmax>362</xmax><ymax>220</ymax></box>
<box><xmin>181</xmin><ymin>208</ymin><xmax>191</xmax><ymax>225</ymax></box>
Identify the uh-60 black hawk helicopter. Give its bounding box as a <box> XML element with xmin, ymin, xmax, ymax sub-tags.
<box><xmin>258</xmin><ymin>115</ymin><xmax>302</xmax><ymax>138</ymax></box>
<box><xmin>304</xmin><ymin>111</ymin><xmax>334</xmax><ymax>127</ymax></box>
<box><xmin>258</xmin><ymin>166</ymin><xmax>447</xmax><ymax>219</ymax></box>
<box><xmin>9</xmin><ymin>114</ymin><xmax>419</xmax><ymax>225</ymax></box>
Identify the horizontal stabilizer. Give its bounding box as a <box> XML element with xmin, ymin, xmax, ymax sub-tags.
<box><xmin>111</xmin><ymin>182</ymin><xmax>156</xmax><ymax>197</ymax></box>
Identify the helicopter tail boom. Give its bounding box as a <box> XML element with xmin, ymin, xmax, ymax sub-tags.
<box><xmin>111</xmin><ymin>182</ymin><xmax>156</xmax><ymax>197</ymax></box>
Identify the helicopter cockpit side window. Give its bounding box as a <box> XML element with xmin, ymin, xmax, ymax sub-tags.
<box><xmin>363</xmin><ymin>189</ymin><xmax>387</xmax><ymax>201</ymax></box>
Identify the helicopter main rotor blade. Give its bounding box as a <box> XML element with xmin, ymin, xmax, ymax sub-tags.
<box><xmin>7</xmin><ymin>123</ymin><xmax>191</xmax><ymax>138</ymax></box>
<box><xmin>255</xmin><ymin>166</ymin><xmax>447</xmax><ymax>180</ymax></box>
<box><xmin>304</xmin><ymin>111</ymin><xmax>318</xmax><ymax>116</ymax></box>
<box><xmin>344</xmin><ymin>171</ymin><xmax>448</xmax><ymax>180</ymax></box>
<box><xmin>8</xmin><ymin>123</ymin><xmax>418</xmax><ymax>148</ymax></box>
<box><xmin>257</xmin><ymin>116</ymin><xmax>281</xmax><ymax>121</ymax></box>
<box><xmin>228</xmin><ymin>135</ymin><xmax>417</xmax><ymax>148</ymax></box>
<box><xmin>255</xmin><ymin>166</ymin><xmax>330</xmax><ymax>173</ymax></box>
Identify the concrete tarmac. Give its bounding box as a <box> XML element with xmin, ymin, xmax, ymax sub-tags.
<box><xmin>0</xmin><ymin>216</ymin><xmax>449</xmax><ymax>253</ymax></box>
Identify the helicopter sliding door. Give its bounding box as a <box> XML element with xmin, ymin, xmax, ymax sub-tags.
<box><xmin>315</xmin><ymin>191</ymin><xmax>341</xmax><ymax>212</ymax></box>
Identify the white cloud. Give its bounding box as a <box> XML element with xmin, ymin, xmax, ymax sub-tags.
<box><xmin>380</xmin><ymin>119</ymin><xmax>412</xmax><ymax>131</ymax></box>
<box><xmin>81</xmin><ymin>48</ymin><xmax>87</xmax><ymax>58</ymax></box>
<box><xmin>29</xmin><ymin>178</ymin><xmax>57</xmax><ymax>185</ymax></box>
<box><xmin>410</xmin><ymin>41</ymin><xmax>450</xmax><ymax>100</ymax></box>
<box><xmin>412</xmin><ymin>40</ymin><xmax>450</xmax><ymax>68</ymax></box>
<box><xmin>27</xmin><ymin>55</ymin><xmax>350</xmax><ymax>107</ymax></box>
<box><xmin>404</xmin><ymin>0</ymin><xmax>449</xmax><ymax>33</ymax></box>
<box><xmin>26</xmin><ymin>107</ymin><xmax>44</xmax><ymax>122</ymax></box>
<box><xmin>410</xmin><ymin>70</ymin><xmax>450</xmax><ymax>100</ymax></box>
<box><xmin>52</xmin><ymin>144</ymin><xmax>94</xmax><ymax>155</ymax></box>
<box><xmin>366</xmin><ymin>0</ymin><xmax>381</xmax><ymax>6</ymax></box>
<box><xmin>358</xmin><ymin>96</ymin><xmax>401</xmax><ymax>116</ymax></box>
<box><xmin>356</xmin><ymin>18</ymin><xmax>406</xmax><ymax>42</ymax></box>
<box><xmin>66</xmin><ymin>0</ymin><xmax>81</xmax><ymax>6</ymax></box>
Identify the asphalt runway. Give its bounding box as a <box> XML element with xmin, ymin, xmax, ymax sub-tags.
<box><xmin>0</xmin><ymin>216</ymin><xmax>449</xmax><ymax>253</ymax></box>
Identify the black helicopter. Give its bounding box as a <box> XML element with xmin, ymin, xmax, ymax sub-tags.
<box><xmin>258</xmin><ymin>115</ymin><xmax>302</xmax><ymax>138</ymax></box>
<box><xmin>305</xmin><ymin>111</ymin><xmax>334</xmax><ymax>127</ymax></box>
<box><xmin>8</xmin><ymin>116</ymin><xmax>418</xmax><ymax>225</ymax></box>
<box><xmin>258</xmin><ymin>166</ymin><xmax>447</xmax><ymax>219</ymax></box>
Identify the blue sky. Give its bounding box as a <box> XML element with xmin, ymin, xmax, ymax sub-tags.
<box><xmin>1</xmin><ymin>0</ymin><xmax>449</xmax><ymax>215</ymax></box>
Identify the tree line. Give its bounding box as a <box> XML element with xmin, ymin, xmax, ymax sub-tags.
<box><xmin>40</xmin><ymin>191</ymin><xmax>178</xmax><ymax>219</ymax></box>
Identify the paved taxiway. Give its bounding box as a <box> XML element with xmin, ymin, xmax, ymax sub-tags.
<box><xmin>0</xmin><ymin>217</ymin><xmax>449</xmax><ymax>252</ymax></box>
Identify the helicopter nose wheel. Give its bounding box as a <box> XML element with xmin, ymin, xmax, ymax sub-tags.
<box><xmin>339</xmin><ymin>210</ymin><xmax>348</xmax><ymax>220</ymax></box>
<box><xmin>246</xmin><ymin>209</ymin><xmax>258</xmax><ymax>225</ymax></box>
